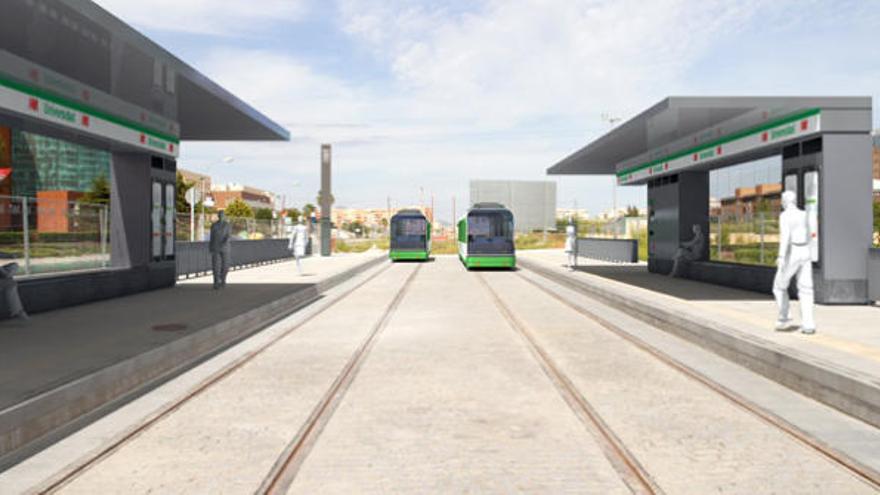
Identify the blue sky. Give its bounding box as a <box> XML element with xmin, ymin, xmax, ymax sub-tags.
<box><xmin>94</xmin><ymin>0</ymin><xmax>880</xmax><ymax>223</ymax></box>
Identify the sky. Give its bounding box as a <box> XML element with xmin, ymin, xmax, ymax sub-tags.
<box><xmin>93</xmin><ymin>0</ymin><xmax>880</xmax><ymax>224</ymax></box>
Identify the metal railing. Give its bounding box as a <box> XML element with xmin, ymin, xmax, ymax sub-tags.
<box><xmin>176</xmin><ymin>239</ymin><xmax>295</xmax><ymax>278</ymax></box>
<box><xmin>176</xmin><ymin>213</ymin><xmax>289</xmax><ymax>242</ymax></box>
<box><xmin>0</xmin><ymin>195</ymin><xmax>109</xmax><ymax>277</ymax></box>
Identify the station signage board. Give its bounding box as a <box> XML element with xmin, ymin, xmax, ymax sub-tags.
<box><xmin>617</xmin><ymin>109</ymin><xmax>821</xmax><ymax>185</ymax></box>
<box><xmin>0</xmin><ymin>76</ymin><xmax>179</xmax><ymax>158</ymax></box>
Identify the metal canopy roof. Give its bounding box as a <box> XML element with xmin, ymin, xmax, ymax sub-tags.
<box><xmin>60</xmin><ymin>0</ymin><xmax>289</xmax><ymax>141</ymax></box>
<box><xmin>548</xmin><ymin>96</ymin><xmax>870</xmax><ymax>176</ymax></box>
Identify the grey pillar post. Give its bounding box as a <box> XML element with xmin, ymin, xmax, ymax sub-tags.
<box><xmin>320</xmin><ymin>144</ymin><xmax>332</xmax><ymax>256</ymax></box>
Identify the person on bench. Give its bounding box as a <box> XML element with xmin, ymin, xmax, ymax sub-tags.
<box><xmin>669</xmin><ymin>224</ymin><xmax>705</xmax><ymax>278</ymax></box>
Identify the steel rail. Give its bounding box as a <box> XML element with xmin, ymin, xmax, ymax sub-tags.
<box><xmin>37</xmin><ymin>261</ymin><xmax>395</xmax><ymax>494</ymax></box>
<box><xmin>477</xmin><ymin>273</ymin><xmax>662</xmax><ymax>495</ymax></box>
<box><xmin>257</xmin><ymin>263</ymin><xmax>422</xmax><ymax>495</ymax></box>
<box><xmin>516</xmin><ymin>269</ymin><xmax>880</xmax><ymax>491</ymax></box>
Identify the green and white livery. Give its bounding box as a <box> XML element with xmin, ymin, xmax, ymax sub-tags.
<box><xmin>457</xmin><ymin>202</ymin><xmax>515</xmax><ymax>269</ymax></box>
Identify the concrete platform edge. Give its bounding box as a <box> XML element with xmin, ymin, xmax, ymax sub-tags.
<box><xmin>0</xmin><ymin>254</ymin><xmax>386</xmax><ymax>471</ymax></box>
<box><xmin>519</xmin><ymin>258</ymin><xmax>880</xmax><ymax>430</ymax></box>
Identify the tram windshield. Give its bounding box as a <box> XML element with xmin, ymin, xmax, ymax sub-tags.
<box><xmin>468</xmin><ymin>211</ymin><xmax>514</xmax><ymax>254</ymax></box>
<box><xmin>391</xmin><ymin>217</ymin><xmax>427</xmax><ymax>250</ymax></box>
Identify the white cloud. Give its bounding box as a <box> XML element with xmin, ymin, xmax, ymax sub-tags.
<box><xmin>174</xmin><ymin>0</ymin><xmax>878</xmax><ymax>222</ymax></box>
<box><xmin>93</xmin><ymin>0</ymin><xmax>309</xmax><ymax>36</ymax></box>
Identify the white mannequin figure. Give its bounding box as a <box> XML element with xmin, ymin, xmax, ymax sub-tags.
<box><xmin>773</xmin><ymin>190</ymin><xmax>816</xmax><ymax>334</ymax></box>
<box><xmin>564</xmin><ymin>217</ymin><xmax>577</xmax><ymax>270</ymax></box>
<box><xmin>289</xmin><ymin>217</ymin><xmax>309</xmax><ymax>275</ymax></box>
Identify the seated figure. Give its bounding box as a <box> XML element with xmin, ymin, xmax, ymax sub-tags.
<box><xmin>0</xmin><ymin>262</ymin><xmax>28</xmax><ymax>320</ymax></box>
<box><xmin>669</xmin><ymin>224</ymin><xmax>705</xmax><ymax>278</ymax></box>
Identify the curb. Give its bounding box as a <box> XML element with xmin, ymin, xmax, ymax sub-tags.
<box><xmin>519</xmin><ymin>257</ymin><xmax>880</xmax><ymax>430</ymax></box>
<box><xmin>0</xmin><ymin>255</ymin><xmax>386</xmax><ymax>470</ymax></box>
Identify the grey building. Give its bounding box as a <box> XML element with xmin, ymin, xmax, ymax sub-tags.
<box><xmin>0</xmin><ymin>0</ymin><xmax>288</xmax><ymax>314</ymax></box>
<box><xmin>470</xmin><ymin>180</ymin><xmax>556</xmax><ymax>232</ymax></box>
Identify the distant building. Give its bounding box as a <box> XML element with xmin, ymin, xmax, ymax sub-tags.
<box><xmin>469</xmin><ymin>180</ymin><xmax>556</xmax><ymax>232</ymax></box>
<box><xmin>178</xmin><ymin>168</ymin><xmax>212</xmax><ymax>192</ymax></box>
<box><xmin>556</xmin><ymin>208</ymin><xmax>590</xmax><ymax>220</ymax></box>
<box><xmin>331</xmin><ymin>206</ymin><xmax>433</xmax><ymax>230</ymax></box>
<box><xmin>211</xmin><ymin>183</ymin><xmax>275</xmax><ymax>211</ymax></box>
<box><xmin>711</xmin><ymin>182</ymin><xmax>782</xmax><ymax>219</ymax></box>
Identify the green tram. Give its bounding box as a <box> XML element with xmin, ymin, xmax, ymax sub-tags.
<box><xmin>457</xmin><ymin>203</ymin><xmax>516</xmax><ymax>269</ymax></box>
<box><xmin>389</xmin><ymin>209</ymin><xmax>432</xmax><ymax>261</ymax></box>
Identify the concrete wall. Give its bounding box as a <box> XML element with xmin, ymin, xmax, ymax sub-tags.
<box><xmin>470</xmin><ymin>180</ymin><xmax>556</xmax><ymax>232</ymax></box>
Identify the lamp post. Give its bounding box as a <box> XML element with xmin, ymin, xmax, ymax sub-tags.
<box><xmin>601</xmin><ymin>113</ymin><xmax>622</xmax><ymax>238</ymax></box>
<box><xmin>198</xmin><ymin>156</ymin><xmax>234</xmax><ymax>240</ymax></box>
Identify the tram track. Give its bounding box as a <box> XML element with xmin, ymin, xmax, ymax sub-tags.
<box><xmin>503</xmin><ymin>268</ymin><xmax>880</xmax><ymax>492</ymax></box>
<box><xmin>35</xmin><ymin>261</ymin><xmax>399</xmax><ymax>495</ymax></box>
<box><xmin>257</xmin><ymin>263</ymin><xmax>422</xmax><ymax>495</ymax></box>
<box><xmin>477</xmin><ymin>272</ymin><xmax>662</xmax><ymax>495</ymax></box>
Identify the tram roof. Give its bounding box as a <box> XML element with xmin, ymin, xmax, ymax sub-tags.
<box><xmin>547</xmin><ymin>96</ymin><xmax>870</xmax><ymax>177</ymax></box>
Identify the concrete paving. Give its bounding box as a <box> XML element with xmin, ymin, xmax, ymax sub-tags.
<box><xmin>3</xmin><ymin>255</ymin><xmax>874</xmax><ymax>493</ymax></box>
<box><xmin>519</xmin><ymin>249</ymin><xmax>880</xmax><ymax>377</ymax></box>
<box><xmin>0</xmin><ymin>252</ymin><xmax>382</xmax><ymax>412</ymax></box>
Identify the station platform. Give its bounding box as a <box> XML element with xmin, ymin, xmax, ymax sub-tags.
<box><xmin>518</xmin><ymin>249</ymin><xmax>880</xmax><ymax>428</ymax></box>
<box><xmin>0</xmin><ymin>251</ymin><xmax>385</xmax><ymax>468</ymax></box>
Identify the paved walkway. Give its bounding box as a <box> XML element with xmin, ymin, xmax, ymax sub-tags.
<box><xmin>0</xmin><ymin>252</ymin><xmax>383</xmax><ymax>412</ymax></box>
<box><xmin>519</xmin><ymin>249</ymin><xmax>880</xmax><ymax>379</ymax></box>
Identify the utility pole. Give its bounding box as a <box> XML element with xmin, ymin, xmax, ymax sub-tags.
<box><xmin>452</xmin><ymin>195</ymin><xmax>456</xmax><ymax>226</ymax></box>
<box><xmin>430</xmin><ymin>192</ymin><xmax>434</xmax><ymax>224</ymax></box>
<box><xmin>386</xmin><ymin>195</ymin><xmax>391</xmax><ymax>233</ymax></box>
<box><xmin>320</xmin><ymin>144</ymin><xmax>332</xmax><ymax>256</ymax></box>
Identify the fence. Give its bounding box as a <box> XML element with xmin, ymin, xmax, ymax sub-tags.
<box><xmin>709</xmin><ymin>210</ymin><xmax>780</xmax><ymax>267</ymax></box>
<box><xmin>176</xmin><ymin>239</ymin><xmax>294</xmax><ymax>278</ymax></box>
<box><xmin>176</xmin><ymin>213</ymin><xmax>288</xmax><ymax>242</ymax></box>
<box><xmin>0</xmin><ymin>195</ymin><xmax>109</xmax><ymax>277</ymax></box>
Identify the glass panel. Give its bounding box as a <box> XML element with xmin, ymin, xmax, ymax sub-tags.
<box><xmin>784</xmin><ymin>173</ymin><xmax>798</xmax><ymax>194</ymax></box>
<box><xmin>151</xmin><ymin>181</ymin><xmax>162</xmax><ymax>258</ymax></box>
<box><xmin>709</xmin><ymin>157</ymin><xmax>782</xmax><ymax>266</ymax></box>
<box><xmin>805</xmin><ymin>170</ymin><xmax>819</xmax><ymax>262</ymax></box>
<box><xmin>468</xmin><ymin>211</ymin><xmax>514</xmax><ymax>254</ymax></box>
<box><xmin>391</xmin><ymin>217</ymin><xmax>426</xmax><ymax>250</ymax></box>
<box><xmin>0</xmin><ymin>125</ymin><xmax>113</xmax><ymax>276</ymax></box>
<box><xmin>164</xmin><ymin>183</ymin><xmax>175</xmax><ymax>256</ymax></box>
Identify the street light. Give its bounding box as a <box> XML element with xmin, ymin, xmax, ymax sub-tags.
<box><xmin>601</xmin><ymin>113</ymin><xmax>622</xmax><ymax>238</ymax></box>
<box><xmin>199</xmin><ymin>156</ymin><xmax>234</xmax><ymax>240</ymax></box>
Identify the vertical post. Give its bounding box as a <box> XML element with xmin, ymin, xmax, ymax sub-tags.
<box><xmin>759</xmin><ymin>211</ymin><xmax>765</xmax><ymax>265</ymax></box>
<box><xmin>200</xmin><ymin>178</ymin><xmax>206</xmax><ymax>241</ymax></box>
<box><xmin>22</xmin><ymin>197</ymin><xmax>30</xmax><ymax>275</ymax></box>
<box><xmin>189</xmin><ymin>189</ymin><xmax>195</xmax><ymax>242</ymax></box>
<box><xmin>717</xmin><ymin>214</ymin><xmax>723</xmax><ymax>260</ymax></box>
<box><xmin>320</xmin><ymin>144</ymin><xmax>332</xmax><ymax>256</ymax></box>
<box><xmin>100</xmin><ymin>205</ymin><xmax>108</xmax><ymax>267</ymax></box>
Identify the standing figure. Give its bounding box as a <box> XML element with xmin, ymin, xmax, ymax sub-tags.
<box><xmin>0</xmin><ymin>262</ymin><xmax>27</xmax><ymax>320</ymax></box>
<box><xmin>773</xmin><ymin>190</ymin><xmax>816</xmax><ymax>334</ymax></box>
<box><xmin>564</xmin><ymin>217</ymin><xmax>577</xmax><ymax>270</ymax></box>
<box><xmin>669</xmin><ymin>224</ymin><xmax>705</xmax><ymax>278</ymax></box>
<box><xmin>209</xmin><ymin>211</ymin><xmax>232</xmax><ymax>289</ymax></box>
<box><xmin>289</xmin><ymin>217</ymin><xmax>309</xmax><ymax>275</ymax></box>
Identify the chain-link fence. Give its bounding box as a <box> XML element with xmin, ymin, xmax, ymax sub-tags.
<box><xmin>0</xmin><ymin>195</ymin><xmax>109</xmax><ymax>277</ymax></box>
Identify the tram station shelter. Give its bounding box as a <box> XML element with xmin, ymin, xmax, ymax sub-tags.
<box><xmin>549</xmin><ymin>97</ymin><xmax>874</xmax><ymax>304</ymax></box>
<box><xmin>0</xmin><ymin>0</ymin><xmax>288</xmax><ymax>314</ymax></box>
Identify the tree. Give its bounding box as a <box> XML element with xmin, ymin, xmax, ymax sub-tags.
<box><xmin>175</xmin><ymin>172</ymin><xmax>194</xmax><ymax>213</ymax></box>
<box><xmin>79</xmin><ymin>174</ymin><xmax>111</xmax><ymax>206</ymax></box>
<box><xmin>302</xmin><ymin>203</ymin><xmax>317</xmax><ymax>219</ymax></box>
<box><xmin>625</xmin><ymin>205</ymin><xmax>640</xmax><ymax>217</ymax></box>
<box><xmin>254</xmin><ymin>207</ymin><xmax>274</xmax><ymax>221</ymax></box>
<box><xmin>285</xmin><ymin>208</ymin><xmax>302</xmax><ymax>222</ymax></box>
<box><xmin>873</xmin><ymin>200</ymin><xmax>880</xmax><ymax>246</ymax></box>
<box><xmin>224</xmin><ymin>198</ymin><xmax>253</xmax><ymax>218</ymax></box>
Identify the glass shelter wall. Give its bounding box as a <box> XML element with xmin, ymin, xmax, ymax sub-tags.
<box><xmin>709</xmin><ymin>156</ymin><xmax>782</xmax><ymax>266</ymax></box>
<box><xmin>0</xmin><ymin>124</ymin><xmax>112</xmax><ymax>276</ymax></box>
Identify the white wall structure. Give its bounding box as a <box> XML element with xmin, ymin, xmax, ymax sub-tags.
<box><xmin>469</xmin><ymin>180</ymin><xmax>556</xmax><ymax>232</ymax></box>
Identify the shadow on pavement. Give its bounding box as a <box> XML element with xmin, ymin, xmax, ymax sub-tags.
<box><xmin>569</xmin><ymin>264</ymin><xmax>769</xmax><ymax>302</ymax></box>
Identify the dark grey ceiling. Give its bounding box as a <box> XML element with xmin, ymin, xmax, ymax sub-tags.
<box><xmin>548</xmin><ymin>96</ymin><xmax>870</xmax><ymax>175</ymax></box>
